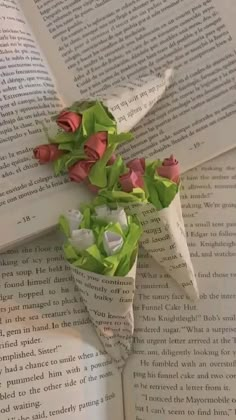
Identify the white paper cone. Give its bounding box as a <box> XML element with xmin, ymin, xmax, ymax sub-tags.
<box><xmin>103</xmin><ymin>69</ymin><xmax>173</xmax><ymax>132</ymax></box>
<box><xmin>123</xmin><ymin>194</ymin><xmax>199</xmax><ymax>300</ymax></box>
<box><xmin>70</xmin><ymin>260</ymin><xmax>137</xmax><ymax>370</ymax></box>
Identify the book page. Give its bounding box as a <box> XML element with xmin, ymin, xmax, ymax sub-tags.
<box><xmin>123</xmin><ymin>149</ymin><xmax>236</xmax><ymax>419</ymax></box>
<box><xmin>0</xmin><ymin>232</ymin><xmax>123</xmax><ymax>420</ymax></box>
<box><xmin>21</xmin><ymin>0</ymin><xmax>236</xmax><ymax>171</ymax></box>
<box><xmin>70</xmin><ymin>262</ymin><xmax>137</xmax><ymax>370</ymax></box>
<box><xmin>0</xmin><ymin>1</ymin><xmax>90</xmax><ymax>252</ymax></box>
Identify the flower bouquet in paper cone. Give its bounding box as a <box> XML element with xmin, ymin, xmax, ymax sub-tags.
<box><xmin>95</xmin><ymin>155</ymin><xmax>199</xmax><ymax>300</ymax></box>
<box><xmin>33</xmin><ymin>70</ymin><xmax>173</xmax><ymax>188</ymax></box>
<box><xmin>59</xmin><ymin>204</ymin><xmax>141</xmax><ymax>369</ymax></box>
<box><xmin>32</xmin><ymin>67</ymin><xmax>199</xmax><ymax>366</ymax></box>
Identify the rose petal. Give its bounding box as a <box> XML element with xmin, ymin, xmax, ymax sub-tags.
<box><xmin>69</xmin><ymin>160</ymin><xmax>94</xmax><ymax>183</ymax></box>
<box><xmin>119</xmin><ymin>169</ymin><xmax>144</xmax><ymax>192</ymax></box>
<box><xmin>127</xmin><ymin>158</ymin><xmax>145</xmax><ymax>174</ymax></box>
<box><xmin>157</xmin><ymin>155</ymin><xmax>180</xmax><ymax>183</ymax></box>
<box><xmin>57</xmin><ymin>111</ymin><xmax>82</xmax><ymax>133</ymax></box>
<box><xmin>33</xmin><ymin>144</ymin><xmax>63</xmax><ymax>164</ymax></box>
<box><xmin>163</xmin><ymin>154</ymin><xmax>178</xmax><ymax>167</ymax></box>
<box><xmin>84</xmin><ymin>132</ymin><xmax>107</xmax><ymax>160</ymax></box>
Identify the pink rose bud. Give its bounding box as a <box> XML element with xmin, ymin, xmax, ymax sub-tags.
<box><xmin>119</xmin><ymin>169</ymin><xmax>144</xmax><ymax>193</ymax></box>
<box><xmin>156</xmin><ymin>155</ymin><xmax>180</xmax><ymax>183</ymax></box>
<box><xmin>127</xmin><ymin>158</ymin><xmax>145</xmax><ymax>174</ymax></box>
<box><xmin>33</xmin><ymin>144</ymin><xmax>63</xmax><ymax>164</ymax></box>
<box><xmin>69</xmin><ymin>160</ymin><xmax>94</xmax><ymax>183</ymax></box>
<box><xmin>57</xmin><ymin>110</ymin><xmax>82</xmax><ymax>132</ymax></box>
<box><xmin>84</xmin><ymin>132</ymin><xmax>107</xmax><ymax>160</ymax></box>
<box><xmin>107</xmin><ymin>154</ymin><xmax>116</xmax><ymax>166</ymax></box>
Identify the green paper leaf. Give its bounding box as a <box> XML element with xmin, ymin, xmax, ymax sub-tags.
<box><xmin>73</xmin><ymin>244</ymin><xmax>104</xmax><ymax>273</ymax></box>
<box><xmin>107</xmin><ymin>156</ymin><xmax>126</xmax><ymax>190</ymax></box>
<box><xmin>103</xmin><ymin>255</ymin><xmax>120</xmax><ymax>276</ymax></box>
<box><xmin>53</xmin><ymin>154</ymin><xmax>70</xmax><ymax>176</ymax></box>
<box><xmin>99</xmin><ymin>188</ymin><xmax>147</xmax><ymax>204</ymax></box>
<box><xmin>108</xmin><ymin>132</ymin><xmax>134</xmax><ymax>145</ymax></box>
<box><xmin>58</xmin><ymin>142</ymin><xmax>75</xmax><ymax>152</ymax></box>
<box><xmin>51</xmin><ymin>131</ymin><xmax>77</xmax><ymax>144</ymax></box>
<box><xmin>80</xmin><ymin>207</ymin><xmax>91</xmax><ymax>229</ymax></box>
<box><xmin>64</xmin><ymin>152</ymin><xmax>86</xmax><ymax>169</ymax></box>
<box><xmin>106</xmin><ymin>223</ymin><xmax>124</xmax><ymax>238</ymax></box>
<box><xmin>153</xmin><ymin>176</ymin><xmax>178</xmax><ymax>208</ymax></box>
<box><xmin>58</xmin><ymin>215</ymin><xmax>71</xmax><ymax>237</ymax></box>
<box><xmin>88</xmin><ymin>144</ymin><xmax>116</xmax><ymax>188</ymax></box>
<box><xmin>81</xmin><ymin>101</ymin><xmax>117</xmax><ymax>138</ymax></box>
<box><xmin>145</xmin><ymin>159</ymin><xmax>162</xmax><ymax>177</ymax></box>
<box><xmin>115</xmin><ymin>221</ymin><xmax>141</xmax><ymax>276</ymax></box>
<box><xmin>63</xmin><ymin>243</ymin><xmax>78</xmax><ymax>260</ymax></box>
<box><xmin>94</xmin><ymin>122</ymin><xmax>116</xmax><ymax>134</ymax></box>
<box><xmin>144</xmin><ymin>176</ymin><xmax>163</xmax><ymax>210</ymax></box>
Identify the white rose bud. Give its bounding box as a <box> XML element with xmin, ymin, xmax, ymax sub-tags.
<box><xmin>66</xmin><ymin>209</ymin><xmax>83</xmax><ymax>233</ymax></box>
<box><xmin>95</xmin><ymin>206</ymin><xmax>128</xmax><ymax>231</ymax></box>
<box><xmin>103</xmin><ymin>231</ymin><xmax>124</xmax><ymax>256</ymax></box>
<box><xmin>70</xmin><ymin>229</ymin><xmax>95</xmax><ymax>252</ymax></box>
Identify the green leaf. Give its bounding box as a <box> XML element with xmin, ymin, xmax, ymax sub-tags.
<box><xmin>94</xmin><ymin>122</ymin><xmax>116</xmax><ymax>134</ymax></box>
<box><xmin>80</xmin><ymin>208</ymin><xmax>91</xmax><ymax>229</ymax></box>
<box><xmin>64</xmin><ymin>152</ymin><xmax>86</xmax><ymax>169</ymax></box>
<box><xmin>63</xmin><ymin>243</ymin><xmax>78</xmax><ymax>260</ymax></box>
<box><xmin>99</xmin><ymin>188</ymin><xmax>147</xmax><ymax>203</ymax></box>
<box><xmin>153</xmin><ymin>176</ymin><xmax>178</xmax><ymax>208</ymax></box>
<box><xmin>58</xmin><ymin>215</ymin><xmax>71</xmax><ymax>237</ymax></box>
<box><xmin>145</xmin><ymin>159</ymin><xmax>162</xmax><ymax>177</ymax></box>
<box><xmin>73</xmin><ymin>245</ymin><xmax>104</xmax><ymax>274</ymax></box>
<box><xmin>88</xmin><ymin>144</ymin><xmax>116</xmax><ymax>188</ymax></box>
<box><xmin>58</xmin><ymin>142</ymin><xmax>75</xmax><ymax>152</ymax></box>
<box><xmin>144</xmin><ymin>176</ymin><xmax>163</xmax><ymax>210</ymax></box>
<box><xmin>51</xmin><ymin>131</ymin><xmax>77</xmax><ymax>144</ymax></box>
<box><xmin>107</xmin><ymin>156</ymin><xmax>126</xmax><ymax>189</ymax></box>
<box><xmin>108</xmin><ymin>132</ymin><xmax>134</xmax><ymax>145</ymax></box>
<box><xmin>115</xmin><ymin>221</ymin><xmax>141</xmax><ymax>276</ymax></box>
<box><xmin>81</xmin><ymin>101</ymin><xmax>117</xmax><ymax>138</ymax></box>
<box><xmin>53</xmin><ymin>154</ymin><xmax>70</xmax><ymax>176</ymax></box>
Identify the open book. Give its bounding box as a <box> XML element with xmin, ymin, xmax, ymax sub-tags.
<box><xmin>1</xmin><ymin>0</ymin><xmax>236</xmax><ymax>251</ymax></box>
<box><xmin>1</xmin><ymin>148</ymin><xmax>236</xmax><ymax>419</ymax></box>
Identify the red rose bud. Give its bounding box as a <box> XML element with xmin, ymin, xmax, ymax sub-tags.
<box><xmin>84</xmin><ymin>132</ymin><xmax>107</xmax><ymax>160</ymax></box>
<box><xmin>119</xmin><ymin>169</ymin><xmax>144</xmax><ymax>193</ymax></box>
<box><xmin>127</xmin><ymin>158</ymin><xmax>145</xmax><ymax>174</ymax></box>
<box><xmin>69</xmin><ymin>160</ymin><xmax>94</xmax><ymax>183</ymax></box>
<box><xmin>57</xmin><ymin>110</ymin><xmax>82</xmax><ymax>132</ymax></box>
<box><xmin>33</xmin><ymin>144</ymin><xmax>63</xmax><ymax>164</ymax></box>
<box><xmin>156</xmin><ymin>155</ymin><xmax>180</xmax><ymax>183</ymax></box>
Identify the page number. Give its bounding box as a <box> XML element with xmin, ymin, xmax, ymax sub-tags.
<box><xmin>17</xmin><ymin>215</ymin><xmax>36</xmax><ymax>225</ymax></box>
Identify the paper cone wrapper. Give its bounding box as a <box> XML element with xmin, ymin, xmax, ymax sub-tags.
<box><xmin>69</xmin><ymin>260</ymin><xmax>137</xmax><ymax>370</ymax></box>
<box><xmin>101</xmin><ymin>69</ymin><xmax>173</xmax><ymax>132</ymax></box>
<box><xmin>123</xmin><ymin>193</ymin><xmax>199</xmax><ymax>300</ymax></box>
